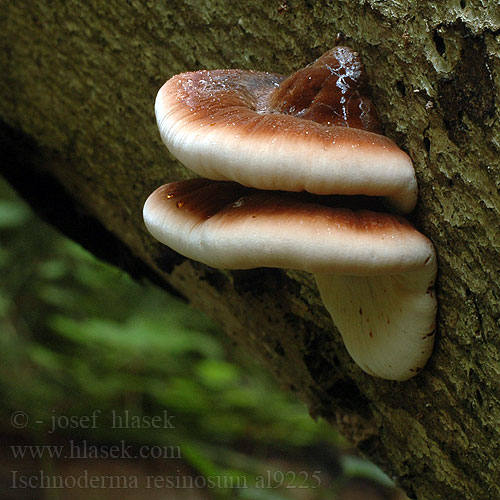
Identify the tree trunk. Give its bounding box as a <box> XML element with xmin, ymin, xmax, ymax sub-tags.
<box><xmin>1</xmin><ymin>1</ymin><xmax>499</xmax><ymax>498</ymax></box>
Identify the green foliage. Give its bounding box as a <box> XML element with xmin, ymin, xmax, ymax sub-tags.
<box><xmin>0</xmin><ymin>177</ymin><xmax>392</xmax><ymax>498</ymax></box>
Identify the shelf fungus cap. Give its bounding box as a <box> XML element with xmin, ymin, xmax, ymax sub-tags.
<box><xmin>147</xmin><ymin>47</ymin><xmax>437</xmax><ymax>380</ymax></box>
<box><xmin>155</xmin><ymin>47</ymin><xmax>417</xmax><ymax>213</ymax></box>
<box><xmin>144</xmin><ymin>179</ymin><xmax>437</xmax><ymax>381</ymax></box>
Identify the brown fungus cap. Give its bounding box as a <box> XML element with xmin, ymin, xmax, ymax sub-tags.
<box><xmin>268</xmin><ymin>46</ymin><xmax>382</xmax><ymax>132</ymax></box>
<box><xmin>144</xmin><ymin>179</ymin><xmax>437</xmax><ymax>381</ymax></box>
<box><xmin>155</xmin><ymin>47</ymin><xmax>417</xmax><ymax>213</ymax></box>
<box><xmin>144</xmin><ymin>179</ymin><xmax>433</xmax><ymax>275</ymax></box>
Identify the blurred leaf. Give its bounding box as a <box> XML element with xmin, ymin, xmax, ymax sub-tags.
<box><xmin>0</xmin><ymin>200</ymin><xmax>31</xmax><ymax>228</ymax></box>
<box><xmin>36</xmin><ymin>259</ymin><xmax>68</xmax><ymax>280</ymax></box>
<box><xmin>36</xmin><ymin>283</ymin><xmax>81</xmax><ymax>309</ymax></box>
<box><xmin>181</xmin><ymin>442</ymin><xmax>221</xmax><ymax>478</ymax></box>
<box><xmin>162</xmin><ymin>377</ymin><xmax>211</xmax><ymax>411</ymax></box>
<box><xmin>27</xmin><ymin>344</ymin><xmax>64</xmax><ymax>371</ymax></box>
<box><xmin>196</xmin><ymin>359</ymin><xmax>241</xmax><ymax>389</ymax></box>
<box><xmin>341</xmin><ymin>454</ymin><xmax>393</xmax><ymax>486</ymax></box>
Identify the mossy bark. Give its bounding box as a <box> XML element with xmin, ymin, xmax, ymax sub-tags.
<box><xmin>1</xmin><ymin>1</ymin><xmax>499</xmax><ymax>498</ymax></box>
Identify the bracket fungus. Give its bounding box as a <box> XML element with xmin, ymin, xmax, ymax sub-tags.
<box><xmin>144</xmin><ymin>47</ymin><xmax>437</xmax><ymax>381</ymax></box>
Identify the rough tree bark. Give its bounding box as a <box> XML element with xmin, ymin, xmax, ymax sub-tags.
<box><xmin>1</xmin><ymin>1</ymin><xmax>499</xmax><ymax>499</ymax></box>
